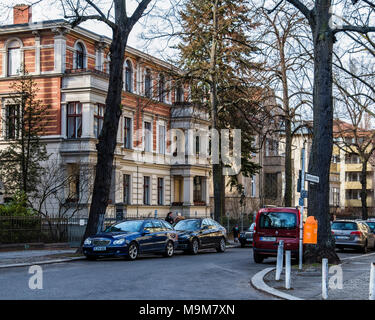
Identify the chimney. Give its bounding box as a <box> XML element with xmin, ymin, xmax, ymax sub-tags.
<box><xmin>13</xmin><ymin>4</ymin><xmax>32</xmax><ymax>24</ymax></box>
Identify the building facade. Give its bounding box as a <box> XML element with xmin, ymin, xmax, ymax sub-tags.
<box><xmin>0</xmin><ymin>5</ymin><xmax>211</xmax><ymax>219</ymax></box>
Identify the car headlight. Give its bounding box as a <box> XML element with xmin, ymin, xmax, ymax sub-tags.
<box><xmin>84</xmin><ymin>238</ymin><xmax>92</xmax><ymax>245</ymax></box>
<box><xmin>113</xmin><ymin>239</ymin><xmax>126</xmax><ymax>245</ymax></box>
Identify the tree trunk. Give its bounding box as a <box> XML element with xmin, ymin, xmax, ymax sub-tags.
<box><xmin>284</xmin><ymin>118</ymin><xmax>293</xmax><ymax>207</ymax></box>
<box><xmin>360</xmin><ymin>160</ymin><xmax>368</xmax><ymax>220</ymax></box>
<box><xmin>79</xmin><ymin>31</ymin><xmax>127</xmax><ymax>249</ymax></box>
<box><xmin>304</xmin><ymin>3</ymin><xmax>340</xmax><ymax>264</ymax></box>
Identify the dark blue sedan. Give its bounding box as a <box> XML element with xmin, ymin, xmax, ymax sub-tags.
<box><xmin>82</xmin><ymin>219</ymin><xmax>178</xmax><ymax>260</ymax></box>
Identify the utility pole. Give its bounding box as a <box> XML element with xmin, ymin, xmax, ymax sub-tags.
<box><xmin>298</xmin><ymin>141</ymin><xmax>306</xmax><ymax>270</ymax></box>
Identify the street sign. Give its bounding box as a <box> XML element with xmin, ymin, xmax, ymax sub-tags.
<box><xmin>305</xmin><ymin>173</ymin><xmax>320</xmax><ymax>184</ymax></box>
<box><xmin>301</xmin><ymin>190</ymin><xmax>308</xmax><ymax>199</ymax></box>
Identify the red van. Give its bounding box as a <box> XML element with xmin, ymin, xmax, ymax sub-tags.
<box><xmin>252</xmin><ymin>207</ymin><xmax>301</xmax><ymax>263</ymax></box>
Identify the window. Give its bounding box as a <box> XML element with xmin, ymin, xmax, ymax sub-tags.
<box><xmin>144</xmin><ymin>121</ymin><xmax>152</xmax><ymax>152</ymax></box>
<box><xmin>265</xmin><ymin>138</ymin><xmax>279</xmax><ymax>157</ymax></box>
<box><xmin>67</xmin><ymin>102</ymin><xmax>82</xmax><ymax>139</ymax></box>
<box><xmin>346</xmin><ymin>189</ymin><xmax>361</xmax><ymax>200</ymax></box>
<box><xmin>75</xmin><ymin>42</ymin><xmax>85</xmax><ymax>69</ymax></box>
<box><xmin>195</xmin><ymin>135</ymin><xmax>200</xmax><ymax>156</ymax></box>
<box><xmin>124</xmin><ymin>117</ymin><xmax>132</xmax><ymax>149</ymax></box>
<box><xmin>144</xmin><ymin>176</ymin><xmax>150</xmax><ymax>205</ymax></box>
<box><xmin>159</xmin><ymin>125</ymin><xmax>166</xmax><ymax>154</ymax></box>
<box><xmin>67</xmin><ymin>164</ymin><xmax>80</xmax><ymax>201</ymax></box>
<box><xmin>7</xmin><ymin>40</ymin><xmax>21</xmax><ymax>76</ymax></box>
<box><xmin>5</xmin><ymin>105</ymin><xmax>19</xmax><ymax>139</ymax></box>
<box><xmin>264</xmin><ymin>173</ymin><xmax>278</xmax><ymax>199</ymax></box>
<box><xmin>345</xmin><ymin>153</ymin><xmax>361</xmax><ymax>164</ymax></box>
<box><xmin>123</xmin><ymin>174</ymin><xmax>131</xmax><ymax>204</ymax></box>
<box><xmin>251</xmin><ymin>175</ymin><xmax>256</xmax><ymax>198</ymax></box>
<box><xmin>346</xmin><ymin>172</ymin><xmax>361</xmax><ymax>182</ymax></box>
<box><xmin>105</xmin><ymin>54</ymin><xmax>110</xmax><ymax>74</ymax></box>
<box><xmin>159</xmin><ymin>74</ymin><xmax>165</xmax><ymax>103</ymax></box>
<box><xmin>193</xmin><ymin>177</ymin><xmax>203</xmax><ymax>202</ymax></box>
<box><xmin>259</xmin><ymin>212</ymin><xmax>297</xmax><ymax>229</ymax></box>
<box><xmin>175</xmin><ymin>85</ymin><xmax>184</xmax><ymax>103</ymax></box>
<box><xmin>94</xmin><ymin>104</ymin><xmax>105</xmax><ymax>138</ymax></box>
<box><xmin>125</xmin><ymin>60</ymin><xmax>133</xmax><ymax>93</ymax></box>
<box><xmin>330</xmin><ymin>187</ymin><xmax>340</xmax><ymax>206</ymax></box>
<box><xmin>145</xmin><ymin>69</ymin><xmax>152</xmax><ymax>98</ymax></box>
<box><xmin>157</xmin><ymin>178</ymin><xmax>164</xmax><ymax>205</ymax></box>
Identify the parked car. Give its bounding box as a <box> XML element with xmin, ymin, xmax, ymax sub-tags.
<box><xmin>332</xmin><ymin>220</ymin><xmax>375</xmax><ymax>253</ymax></box>
<box><xmin>82</xmin><ymin>219</ymin><xmax>178</xmax><ymax>260</ymax></box>
<box><xmin>174</xmin><ymin>218</ymin><xmax>227</xmax><ymax>254</ymax></box>
<box><xmin>253</xmin><ymin>207</ymin><xmax>301</xmax><ymax>263</ymax></box>
<box><xmin>365</xmin><ymin>219</ymin><xmax>375</xmax><ymax>234</ymax></box>
<box><xmin>239</xmin><ymin>223</ymin><xmax>255</xmax><ymax>247</ymax></box>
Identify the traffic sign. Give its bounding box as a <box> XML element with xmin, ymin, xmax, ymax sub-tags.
<box><xmin>299</xmin><ymin>198</ymin><xmax>304</xmax><ymax>206</ymax></box>
<box><xmin>305</xmin><ymin>173</ymin><xmax>320</xmax><ymax>184</ymax></box>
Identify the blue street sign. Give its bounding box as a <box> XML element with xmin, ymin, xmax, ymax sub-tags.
<box><xmin>299</xmin><ymin>198</ymin><xmax>304</xmax><ymax>206</ymax></box>
<box><xmin>301</xmin><ymin>190</ymin><xmax>308</xmax><ymax>199</ymax></box>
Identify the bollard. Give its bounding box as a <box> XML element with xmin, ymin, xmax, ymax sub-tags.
<box><xmin>285</xmin><ymin>250</ymin><xmax>291</xmax><ymax>289</ymax></box>
<box><xmin>275</xmin><ymin>240</ymin><xmax>284</xmax><ymax>281</ymax></box>
<box><xmin>370</xmin><ymin>262</ymin><xmax>375</xmax><ymax>300</ymax></box>
<box><xmin>322</xmin><ymin>258</ymin><xmax>329</xmax><ymax>300</ymax></box>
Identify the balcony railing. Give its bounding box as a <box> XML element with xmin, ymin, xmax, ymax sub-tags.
<box><xmin>65</xmin><ymin>68</ymin><xmax>110</xmax><ymax>79</ymax></box>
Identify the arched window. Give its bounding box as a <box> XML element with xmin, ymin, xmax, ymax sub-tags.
<box><xmin>75</xmin><ymin>42</ymin><xmax>85</xmax><ymax>70</ymax></box>
<box><xmin>159</xmin><ymin>73</ymin><xmax>165</xmax><ymax>103</ymax></box>
<box><xmin>7</xmin><ymin>40</ymin><xmax>22</xmax><ymax>76</ymax></box>
<box><xmin>125</xmin><ymin>60</ymin><xmax>133</xmax><ymax>93</ymax></box>
<box><xmin>145</xmin><ymin>68</ymin><xmax>152</xmax><ymax>98</ymax></box>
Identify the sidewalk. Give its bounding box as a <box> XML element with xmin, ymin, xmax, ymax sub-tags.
<box><xmin>256</xmin><ymin>252</ymin><xmax>375</xmax><ymax>300</ymax></box>
<box><xmin>0</xmin><ymin>246</ymin><xmax>85</xmax><ymax>268</ymax></box>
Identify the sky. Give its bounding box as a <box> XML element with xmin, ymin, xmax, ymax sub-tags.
<box><xmin>0</xmin><ymin>0</ymin><xmax>169</xmax><ymax>58</ymax></box>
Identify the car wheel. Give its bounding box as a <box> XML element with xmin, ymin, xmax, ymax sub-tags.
<box><xmin>216</xmin><ymin>237</ymin><xmax>226</xmax><ymax>253</ymax></box>
<box><xmin>163</xmin><ymin>241</ymin><xmax>174</xmax><ymax>258</ymax></box>
<box><xmin>127</xmin><ymin>242</ymin><xmax>138</xmax><ymax>261</ymax></box>
<box><xmin>253</xmin><ymin>252</ymin><xmax>264</xmax><ymax>264</ymax></box>
<box><xmin>86</xmin><ymin>255</ymin><xmax>97</xmax><ymax>261</ymax></box>
<box><xmin>189</xmin><ymin>238</ymin><xmax>199</xmax><ymax>255</ymax></box>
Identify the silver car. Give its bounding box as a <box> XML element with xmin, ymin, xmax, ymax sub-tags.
<box><xmin>332</xmin><ymin>220</ymin><xmax>375</xmax><ymax>253</ymax></box>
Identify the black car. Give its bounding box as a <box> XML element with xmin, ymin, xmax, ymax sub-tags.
<box><xmin>174</xmin><ymin>218</ymin><xmax>227</xmax><ymax>254</ymax></box>
<box><xmin>239</xmin><ymin>223</ymin><xmax>255</xmax><ymax>247</ymax></box>
<box><xmin>82</xmin><ymin>219</ymin><xmax>178</xmax><ymax>260</ymax></box>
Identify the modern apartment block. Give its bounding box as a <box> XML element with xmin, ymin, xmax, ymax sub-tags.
<box><xmin>0</xmin><ymin>5</ymin><xmax>211</xmax><ymax>219</ymax></box>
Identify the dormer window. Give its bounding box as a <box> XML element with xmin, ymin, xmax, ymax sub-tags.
<box><xmin>7</xmin><ymin>40</ymin><xmax>22</xmax><ymax>76</ymax></box>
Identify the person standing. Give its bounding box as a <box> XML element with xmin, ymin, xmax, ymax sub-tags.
<box><xmin>165</xmin><ymin>212</ymin><xmax>174</xmax><ymax>225</ymax></box>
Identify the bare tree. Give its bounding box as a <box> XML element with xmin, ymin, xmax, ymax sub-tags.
<box><xmin>58</xmin><ymin>0</ymin><xmax>154</xmax><ymax>249</ymax></box>
<box><xmin>333</xmin><ymin>63</ymin><xmax>375</xmax><ymax>220</ymax></box>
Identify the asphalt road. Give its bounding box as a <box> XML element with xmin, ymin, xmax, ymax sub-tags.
<box><xmin>0</xmin><ymin>247</ymin><xmax>279</xmax><ymax>300</ymax></box>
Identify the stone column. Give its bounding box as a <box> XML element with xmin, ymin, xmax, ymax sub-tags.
<box><xmin>52</xmin><ymin>27</ymin><xmax>68</xmax><ymax>73</ymax></box>
<box><xmin>183</xmin><ymin>176</ymin><xmax>194</xmax><ymax>206</ymax></box>
<box><xmin>32</xmin><ymin>31</ymin><xmax>41</xmax><ymax>75</ymax></box>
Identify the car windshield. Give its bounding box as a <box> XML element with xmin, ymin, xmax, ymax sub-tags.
<box><xmin>366</xmin><ymin>222</ymin><xmax>375</xmax><ymax>232</ymax></box>
<box><xmin>175</xmin><ymin>219</ymin><xmax>201</xmax><ymax>231</ymax></box>
<box><xmin>259</xmin><ymin>212</ymin><xmax>297</xmax><ymax>229</ymax></box>
<box><xmin>105</xmin><ymin>220</ymin><xmax>144</xmax><ymax>233</ymax></box>
<box><xmin>331</xmin><ymin>222</ymin><xmax>358</xmax><ymax>231</ymax></box>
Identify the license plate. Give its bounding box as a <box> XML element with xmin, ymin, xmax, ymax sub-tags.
<box><xmin>336</xmin><ymin>236</ymin><xmax>349</xmax><ymax>240</ymax></box>
<box><xmin>93</xmin><ymin>246</ymin><xmax>106</xmax><ymax>251</ymax></box>
<box><xmin>260</xmin><ymin>237</ymin><xmax>277</xmax><ymax>242</ymax></box>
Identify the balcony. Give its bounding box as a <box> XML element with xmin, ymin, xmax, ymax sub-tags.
<box><xmin>65</xmin><ymin>68</ymin><xmax>110</xmax><ymax>79</ymax></box>
<box><xmin>263</xmin><ymin>155</ymin><xmax>285</xmax><ymax>167</ymax></box>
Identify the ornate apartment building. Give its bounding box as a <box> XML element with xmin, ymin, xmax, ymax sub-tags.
<box><xmin>0</xmin><ymin>5</ymin><xmax>211</xmax><ymax>219</ymax></box>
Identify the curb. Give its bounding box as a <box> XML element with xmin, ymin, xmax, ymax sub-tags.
<box><xmin>251</xmin><ymin>267</ymin><xmax>303</xmax><ymax>300</ymax></box>
<box><xmin>0</xmin><ymin>256</ymin><xmax>86</xmax><ymax>269</ymax></box>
